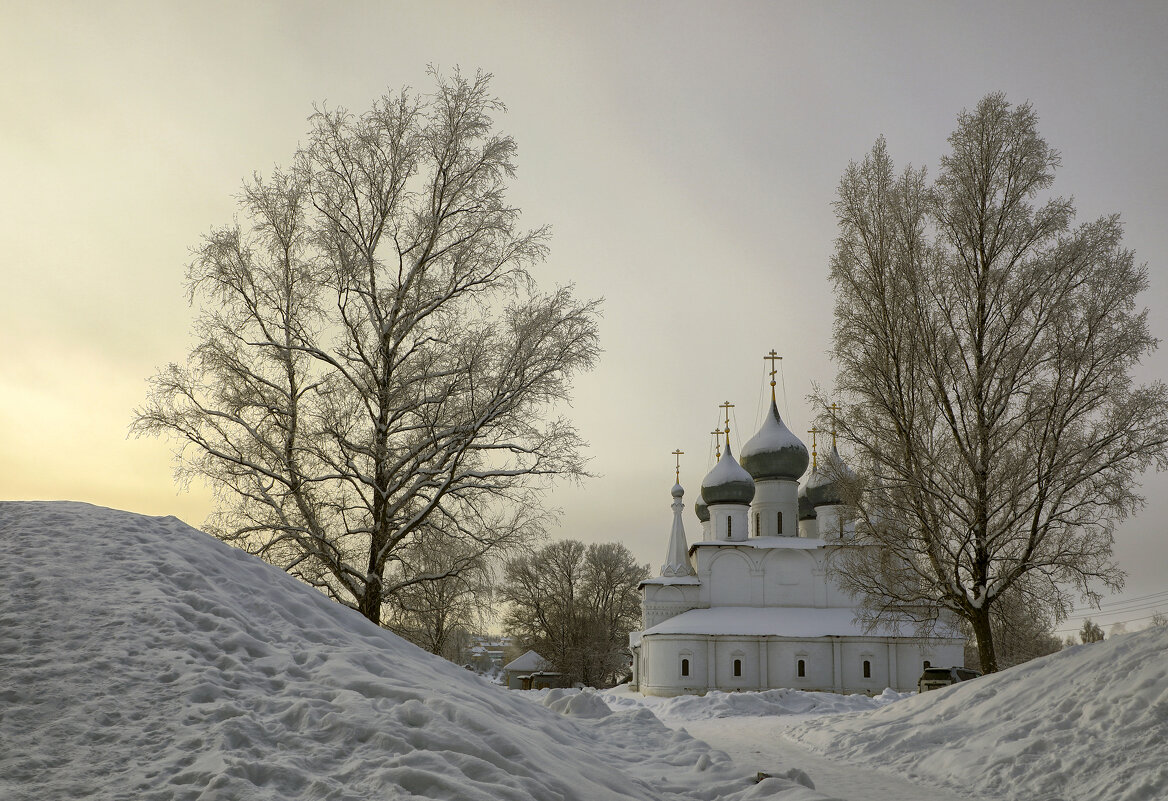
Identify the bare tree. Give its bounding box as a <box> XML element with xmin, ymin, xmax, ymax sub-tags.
<box><xmin>500</xmin><ymin>540</ymin><xmax>647</xmax><ymax>687</ymax></box>
<box><xmin>1080</xmin><ymin>619</ymin><xmax>1105</xmax><ymax>643</ymax></box>
<box><xmin>381</xmin><ymin>530</ymin><xmax>494</xmax><ymax>661</ymax></box>
<box><xmin>133</xmin><ymin>70</ymin><xmax>600</xmax><ymax>626</ymax></box>
<box><xmin>821</xmin><ymin>93</ymin><xmax>1168</xmax><ymax>673</ymax></box>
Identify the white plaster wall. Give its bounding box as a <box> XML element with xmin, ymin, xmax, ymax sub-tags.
<box><xmin>709</xmin><ymin>503</ymin><xmax>749</xmax><ymax>541</ymax></box>
<box><xmin>841</xmin><ymin>641</ymin><xmax>886</xmax><ymax>693</ymax></box>
<box><xmin>640</xmin><ymin>635</ymin><xmax>709</xmax><ymax>697</ymax></box>
<box><xmin>714</xmin><ymin>639</ymin><xmax>760</xmax><ymax>689</ymax></box>
<box><xmin>768</xmin><ymin>640</ymin><xmax>835</xmax><ymax>690</ymax></box>
<box><xmin>708</xmin><ymin>551</ymin><xmax>753</xmax><ymax>606</ymax></box>
<box><xmin>762</xmin><ymin>549</ymin><xmax>815</xmax><ymax>606</ymax></box>
<box><xmin>750</xmin><ymin>479</ymin><xmax>799</xmax><ymax>537</ymax></box>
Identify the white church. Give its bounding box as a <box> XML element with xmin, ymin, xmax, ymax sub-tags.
<box><xmin>628</xmin><ymin>371</ymin><xmax>964</xmax><ymax>697</ymax></box>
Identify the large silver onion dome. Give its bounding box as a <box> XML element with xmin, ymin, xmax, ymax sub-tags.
<box><xmin>700</xmin><ymin>445</ymin><xmax>755</xmax><ymax>506</ymax></box>
<box><xmin>804</xmin><ymin>445</ymin><xmax>855</xmax><ymax>508</ymax></box>
<box><xmin>741</xmin><ymin>399</ymin><xmax>810</xmax><ymax>481</ymax></box>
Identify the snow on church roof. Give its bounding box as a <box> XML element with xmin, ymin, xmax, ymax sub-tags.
<box><xmin>740</xmin><ymin>398</ymin><xmax>809</xmax><ymax>481</ymax></box>
<box><xmin>689</xmin><ymin>535</ymin><xmax>826</xmax><ymax>553</ymax></box>
<box><xmin>642</xmin><ymin>606</ymin><xmax>921</xmax><ymax>638</ymax></box>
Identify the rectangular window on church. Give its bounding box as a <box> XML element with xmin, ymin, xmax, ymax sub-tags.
<box><xmin>754</xmin><ymin>513</ymin><xmax>759</xmax><ymax>536</ymax></box>
<box><xmin>727</xmin><ymin>517</ymin><xmax>732</xmax><ymax>538</ymax></box>
<box><xmin>777</xmin><ymin>511</ymin><xmax>783</xmax><ymax>534</ymax></box>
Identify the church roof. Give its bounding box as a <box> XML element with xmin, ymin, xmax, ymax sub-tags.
<box><xmin>642</xmin><ymin>606</ymin><xmax>934</xmax><ymax>639</ymax></box>
<box><xmin>639</xmin><ymin>575</ymin><xmax>702</xmax><ymax>587</ymax></box>
<box><xmin>689</xmin><ymin>535</ymin><xmax>825</xmax><ymax>554</ymax></box>
<box><xmin>700</xmin><ymin>444</ymin><xmax>755</xmax><ymax>506</ymax></box>
<box><xmin>740</xmin><ymin>398</ymin><xmax>809</xmax><ymax>481</ymax></box>
<box><xmin>805</xmin><ymin>445</ymin><xmax>856</xmax><ymax>508</ymax></box>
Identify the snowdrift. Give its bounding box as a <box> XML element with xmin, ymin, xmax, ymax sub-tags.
<box><xmin>0</xmin><ymin>501</ymin><xmax>836</xmax><ymax>801</ymax></box>
<box><xmin>601</xmin><ymin>686</ymin><xmax>908</xmax><ymax>722</ymax></box>
<box><xmin>786</xmin><ymin>622</ymin><xmax>1168</xmax><ymax>801</ymax></box>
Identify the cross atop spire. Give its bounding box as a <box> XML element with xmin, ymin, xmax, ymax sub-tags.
<box><xmin>711</xmin><ymin>428</ymin><xmax>722</xmax><ymax>461</ymax></box>
<box><xmin>720</xmin><ymin>401</ymin><xmax>734</xmax><ymax>446</ymax></box>
<box><xmin>808</xmin><ymin>425</ymin><xmax>819</xmax><ymax>470</ymax></box>
<box><xmin>765</xmin><ymin>350</ymin><xmax>781</xmax><ymax>402</ymax></box>
<box><xmin>672</xmin><ymin>449</ymin><xmax>684</xmax><ymax>483</ymax></box>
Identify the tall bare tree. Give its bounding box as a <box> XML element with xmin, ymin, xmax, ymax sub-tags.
<box><xmin>134</xmin><ymin>70</ymin><xmax>600</xmax><ymax>626</ymax></box>
<box><xmin>500</xmin><ymin>540</ymin><xmax>647</xmax><ymax>687</ymax></box>
<box><xmin>822</xmin><ymin>93</ymin><xmax>1168</xmax><ymax>673</ymax></box>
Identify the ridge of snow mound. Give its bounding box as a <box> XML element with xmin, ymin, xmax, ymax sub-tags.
<box><xmin>541</xmin><ymin>688</ymin><xmax>613</xmax><ymax>719</ymax></box>
<box><xmin>0</xmin><ymin>501</ymin><xmax>837</xmax><ymax>801</ymax></box>
<box><xmin>601</xmin><ymin>685</ymin><xmax>907</xmax><ymax>722</ymax></box>
<box><xmin>785</xmin><ymin>626</ymin><xmax>1168</xmax><ymax>801</ymax></box>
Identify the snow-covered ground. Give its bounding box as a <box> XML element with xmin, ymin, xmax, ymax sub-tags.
<box><xmin>2</xmin><ymin>501</ymin><xmax>1165</xmax><ymax>801</ymax></box>
<box><xmin>0</xmin><ymin>502</ymin><xmax>833</xmax><ymax>800</ymax></box>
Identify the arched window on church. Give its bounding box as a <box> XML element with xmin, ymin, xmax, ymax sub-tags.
<box><xmin>733</xmin><ymin>658</ymin><xmax>742</xmax><ymax>677</ymax></box>
<box><xmin>863</xmin><ymin>660</ymin><xmax>871</xmax><ymax>679</ymax></box>
<box><xmin>777</xmin><ymin>511</ymin><xmax>783</xmax><ymax>535</ymax></box>
<box><xmin>681</xmin><ymin>657</ymin><xmax>690</xmax><ymax>677</ymax></box>
<box><xmin>923</xmin><ymin>660</ymin><xmax>931</xmax><ymax>670</ymax></box>
<box><xmin>797</xmin><ymin>659</ymin><xmax>806</xmax><ymax>678</ymax></box>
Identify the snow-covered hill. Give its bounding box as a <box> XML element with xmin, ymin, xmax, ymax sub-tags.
<box><xmin>785</xmin><ymin>620</ymin><xmax>1168</xmax><ymax>801</ymax></box>
<box><xmin>0</xmin><ymin>501</ymin><xmax>827</xmax><ymax>801</ymax></box>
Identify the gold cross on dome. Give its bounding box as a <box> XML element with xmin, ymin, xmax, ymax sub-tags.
<box><xmin>672</xmin><ymin>449</ymin><xmax>684</xmax><ymax>483</ymax></box>
<box><xmin>765</xmin><ymin>350</ymin><xmax>782</xmax><ymax>401</ymax></box>
<box><xmin>807</xmin><ymin>426</ymin><xmax>819</xmax><ymax>470</ymax></box>
<box><xmin>711</xmin><ymin>428</ymin><xmax>722</xmax><ymax>461</ymax></box>
<box><xmin>720</xmin><ymin>401</ymin><xmax>734</xmax><ymax>441</ymax></box>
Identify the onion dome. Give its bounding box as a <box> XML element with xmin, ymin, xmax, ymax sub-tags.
<box><xmin>741</xmin><ymin>399</ymin><xmax>810</xmax><ymax>481</ymax></box>
<box><xmin>798</xmin><ymin>480</ymin><xmax>817</xmax><ymax>520</ymax></box>
<box><xmin>694</xmin><ymin>498</ymin><xmax>710</xmax><ymax>523</ymax></box>
<box><xmin>671</xmin><ymin>482</ymin><xmax>684</xmax><ymax>499</ymax></box>
<box><xmin>700</xmin><ymin>444</ymin><xmax>755</xmax><ymax>506</ymax></box>
<box><xmin>805</xmin><ymin>445</ymin><xmax>855</xmax><ymax>508</ymax></box>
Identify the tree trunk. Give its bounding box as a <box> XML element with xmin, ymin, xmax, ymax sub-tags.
<box><xmin>970</xmin><ymin>606</ymin><xmax>998</xmax><ymax>674</ymax></box>
<box><xmin>358</xmin><ymin>577</ymin><xmax>382</xmax><ymax>626</ymax></box>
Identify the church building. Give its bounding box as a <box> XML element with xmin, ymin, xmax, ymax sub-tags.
<box><xmin>628</xmin><ymin>361</ymin><xmax>964</xmax><ymax>697</ymax></box>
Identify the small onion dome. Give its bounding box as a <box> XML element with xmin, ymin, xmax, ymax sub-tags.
<box><xmin>741</xmin><ymin>399</ymin><xmax>810</xmax><ymax>481</ymax></box>
<box><xmin>694</xmin><ymin>498</ymin><xmax>710</xmax><ymax>522</ymax></box>
<box><xmin>804</xmin><ymin>446</ymin><xmax>856</xmax><ymax>508</ymax></box>
<box><xmin>671</xmin><ymin>482</ymin><xmax>685</xmax><ymax>499</ymax></box>
<box><xmin>798</xmin><ymin>479</ymin><xmax>817</xmax><ymax>520</ymax></box>
<box><xmin>700</xmin><ymin>444</ymin><xmax>755</xmax><ymax>506</ymax></box>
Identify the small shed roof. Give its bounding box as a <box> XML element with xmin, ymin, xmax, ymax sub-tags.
<box><xmin>503</xmin><ymin>649</ymin><xmax>548</xmax><ymax>673</ymax></box>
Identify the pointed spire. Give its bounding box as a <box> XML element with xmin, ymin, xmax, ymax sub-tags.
<box><xmin>661</xmin><ymin>480</ymin><xmax>694</xmax><ymax>577</ymax></box>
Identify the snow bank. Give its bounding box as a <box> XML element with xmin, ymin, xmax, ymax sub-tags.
<box><xmin>0</xmin><ymin>501</ymin><xmax>834</xmax><ymax>801</ymax></box>
<box><xmin>602</xmin><ymin>685</ymin><xmax>907</xmax><ymax>722</ymax></box>
<box><xmin>785</xmin><ymin>626</ymin><xmax>1168</xmax><ymax>801</ymax></box>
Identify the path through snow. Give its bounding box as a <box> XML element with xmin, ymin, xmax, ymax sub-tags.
<box><xmin>679</xmin><ymin>716</ymin><xmax>985</xmax><ymax>801</ymax></box>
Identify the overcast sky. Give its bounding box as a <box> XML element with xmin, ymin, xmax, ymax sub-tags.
<box><xmin>3</xmin><ymin>1</ymin><xmax>1166</xmax><ymax>633</ymax></box>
